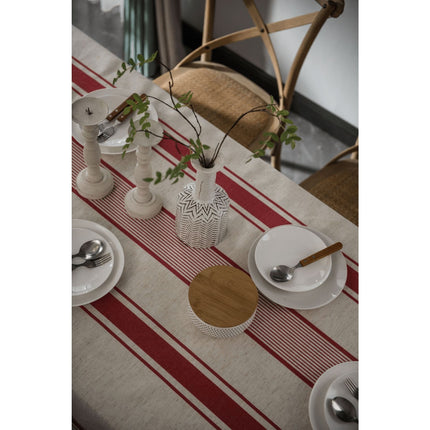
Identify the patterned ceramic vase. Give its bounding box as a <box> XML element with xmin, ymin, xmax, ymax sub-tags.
<box><xmin>176</xmin><ymin>156</ymin><xmax>230</xmax><ymax>248</ymax></box>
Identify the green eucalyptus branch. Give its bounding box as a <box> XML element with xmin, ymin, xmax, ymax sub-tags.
<box><xmin>113</xmin><ymin>52</ymin><xmax>300</xmax><ymax>185</ymax></box>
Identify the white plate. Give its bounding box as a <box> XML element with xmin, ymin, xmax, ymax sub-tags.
<box><xmin>308</xmin><ymin>361</ymin><xmax>358</xmax><ymax>430</ymax></box>
<box><xmin>72</xmin><ymin>88</ymin><xmax>158</xmax><ymax>155</ymax></box>
<box><xmin>72</xmin><ymin>227</ymin><xmax>114</xmax><ymax>296</ymax></box>
<box><xmin>72</xmin><ymin>219</ymin><xmax>125</xmax><ymax>307</ymax></box>
<box><xmin>324</xmin><ymin>372</ymin><xmax>359</xmax><ymax>429</ymax></box>
<box><xmin>247</xmin><ymin>226</ymin><xmax>347</xmax><ymax>309</ymax></box>
<box><xmin>254</xmin><ymin>225</ymin><xmax>332</xmax><ymax>292</ymax></box>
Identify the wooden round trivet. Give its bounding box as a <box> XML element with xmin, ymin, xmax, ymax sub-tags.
<box><xmin>188</xmin><ymin>266</ymin><xmax>259</xmax><ymax>338</ymax></box>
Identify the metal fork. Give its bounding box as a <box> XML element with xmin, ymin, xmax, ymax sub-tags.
<box><xmin>72</xmin><ymin>253</ymin><xmax>112</xmax><ymax>271</ymax></box>
<box><xmin>345</xmin><ymin>377</ymin><xmax>359</xmax><ymax>399</ymax></box>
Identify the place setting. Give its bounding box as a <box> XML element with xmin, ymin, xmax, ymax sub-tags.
<box><xmin>72</xmin><ymin>219</ymin><xmax>124</xmax><ymax>307</ymax></box>
<box><xmin>308</xmin><ymin>361</ymin><xmax>359</xmax><ymax>429</ymax></box>
<box><xmin>247</xmin><ymin>224</ymin><xmax>348</xmax><ymax>309</ymax></box>
<box><xmin>72</xmin><ymin>87</ymin><xmax>158</xmax><ymax>155</ymax></box>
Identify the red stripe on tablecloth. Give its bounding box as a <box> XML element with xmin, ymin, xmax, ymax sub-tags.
<box><xmin>71</xmin><ymin>59</ymin><xmax>359</xmax><ymax>296</ymax></box>
<box><xmin>72</xmin><ymin>56</ymin><xmax>115</xmax><ymax>89</ymax></box>
<box><xmin>343</xmin><ymin>290</ymin><xmax>358</xmax><ymax>304</ymax></box>
<box><xmin>72</xmin><ymin>138</ymin><xmax>357</xmax><ymax>387</ymax></box>
<box><xmin>90</xmin><ymin>294</ymin><xmax>268</xmax><ymax>430</ymax></box>
<box><xmin>72</xmin><ymin>86</ymin><xmax>83</xmax><ymax>97</ymax></box>
<box><xmin>223</xmin><ymin>166</ymin><xmax>306</xmax><ymax>226</ymax></box>
<box><xmin>81</xmin><ymin>306</ymin><xmax>223</xmax><ymax>430</ymax></box>
<box><xmin>346</xmin><ymin>263</ymin><xmax>359</xmax><ymax>294</ymax></box>
<box><xmin>114</xmin><ymin>287</ymin><xmax>281</xmax><ymax>429</ymax></box>
<box><xmin>72</xmin><ymin>64</ymin><xmax>105</xmax><ymax>92</ymax></box>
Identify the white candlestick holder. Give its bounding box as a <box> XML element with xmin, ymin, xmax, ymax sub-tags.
<box><xmin>72</xmin><ymin>97</ymin><xmax>114</xmax><ymax>199</ymax></box>
<box><xmin>125</xmin><ymin>120</ymin><xmax>163</xmax><ymax>219</ymax></box>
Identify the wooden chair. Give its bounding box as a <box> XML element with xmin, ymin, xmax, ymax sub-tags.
<box><xmin>153</xmin><ymin>0</ymin><xmax>345</xmax><ymax>170</ymax></box>
<box><xmin>300</xmin><ymin>139</ymin><xmax>358</xmax><ymax>225</ymax></box>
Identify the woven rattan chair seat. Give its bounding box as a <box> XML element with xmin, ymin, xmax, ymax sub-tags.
<box><xmin>300</xmin><ymin>159</ymin><xmax>358</xmax><ymax>225</ymax></box>
<box><xmin>159</xmin><ymin>66</ymin><xmax>272</xmax><ymax>151</ymax></box>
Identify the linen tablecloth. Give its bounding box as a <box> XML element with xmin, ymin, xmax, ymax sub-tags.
<box><xmin>72</xmin><ymin>26</ymin><xmax>358</xmax><ymax>429</ymax></box>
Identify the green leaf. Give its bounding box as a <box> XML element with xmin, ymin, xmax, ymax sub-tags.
<box><xmin>280</xmin><ymin>130</ymin><xmax>290</xmax><ymax>142</ymax></box>
<box><xmin>143</xmin><ymin>177</ymin><xmax>154</xmax><ymax>183</ymax></box>
<box><xmin>286</xmin><ymin>125</ymin><xmax>298</xmax><ymax>134</ymax></box>
<box><xmin>264</xmin><ymin>132</ymin><xmax>279</xmax><ymax>143</ymax></box>
<box><xmin>146</xmin><ymin>51</ymin><xmax>158</xmax><ymax>63</ymax></box>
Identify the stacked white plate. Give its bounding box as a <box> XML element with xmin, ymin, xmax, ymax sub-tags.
<box><xmin>308</xmin><ymin>361</ymin><xmax>359</xmax><ymax>429</ymax></box>
<box><xmin>72</xmin><ymin>88</ymin><xmax>158</xmax><ymax>155</ymax></box>
<box><xmin>72</xmin><ymin>219</ymin><xmax>124</xmax><ymax>307</ymax></box>
<box><xmin>247</xmin><ymin>225</ymin><xmax>347</xmax><ymax>309</ymax></box>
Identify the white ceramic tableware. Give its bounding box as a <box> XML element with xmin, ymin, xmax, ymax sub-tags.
<box><xmin>254</xmin><ymin>225</ymin><xmax>332</xmax><ymax>292</ymax></box>
<box><xmin>72</xmin><ymin>227</ymin><xmax>114</xmax><ymax>295</ymax></box>
<box><xmin>247</xmin><ymin>226</ymin><xmax>347</xmax><ymax>309</ymax></box>
<box><xmin>72</xmin><ymin>219</ymin><xmax>125</xmax><ymax>307</ymax></box>
<box><xmin>324</xmin><ymin>372</ymin><xmax>359</xmax><ymax>429</ymax></box>
<box><xmin>308</xmin><ymin>361</ymin><xmax>358</xmax><ymax>430</ymax></box>
<box><xmin>72</xmin><ymin>88</ymin><xmax>158</xmax><ymax>154</ymax></box>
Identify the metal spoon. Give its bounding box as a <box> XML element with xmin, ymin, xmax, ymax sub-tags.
<box><xmin>72</xmin><ymin>239</ymin><xmax>104</xmax><ymax>260</ymax></box>
<box><xmin>331</xmin><ymin>396</ymin><xmax>358</xmax><ymax>423</ymax></box>
<box><xmin>270</xmin><ymin>242</ymin><xmax>343</xmax><ymax>282</ymax></box>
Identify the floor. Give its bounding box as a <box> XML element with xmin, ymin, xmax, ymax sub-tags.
<box><xmin>72</xmin><ymin>0</ymin><xmax>347</xmax><ymax>184</ymax></box>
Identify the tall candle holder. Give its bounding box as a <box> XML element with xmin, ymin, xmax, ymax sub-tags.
<box><xmin>72</xmin><ymin>97</ymin><xmax>114</xmax><ymax>199</ymax></box>
<box><xmin>125</xmin><ymin>120</ymin><xmax>163</xmax><ymax>219</ymax></box>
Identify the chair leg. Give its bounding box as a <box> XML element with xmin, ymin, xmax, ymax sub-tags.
<box><xmin>270</xmin><ymin>142</ymin><xmax>281</xmax><ymax>170</ymax></box>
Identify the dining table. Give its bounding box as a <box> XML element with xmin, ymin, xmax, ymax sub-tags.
<box><xmin>72</xmin><ymin>26</ymin><xmax>358</xmax><ymax>430</ymax></box>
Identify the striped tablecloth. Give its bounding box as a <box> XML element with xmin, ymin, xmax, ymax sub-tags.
<box><xmin>72</xmin><ymin>26</ymin><xmax>358</xmax><ymax>430</ymax></box>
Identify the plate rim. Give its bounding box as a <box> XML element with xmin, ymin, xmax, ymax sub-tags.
<box><xmin>247</xmin><ymin>225</ymin><xmax>347</xmax><ymax>309</ymax></box>
<box><xmin>254</xmin><ymin>224</ymin><xmax>332</xmax><ymax>292</ymax></box>
<box><xmin>323</xmin><ymin>370</ymin><xmax>359</xmax><ymax>429</ymax></box>
<box><xmin>308</xmin><ymin>361</ymin><xmax>358</xmax><ymax>430</ymax></box>
<box><xmin>72</xmin><ymin>219</ymin><xmax>125</xmax><ymax>307</ymax></box>
<box><xmin>72</xmin><ymin>226</ymin><xmax>114</xmax><ymax>296</ymax></box>
<box><xmin>72</xmin><ymin>87</ymin><xmax>158</xmax><ymax>154</ymax></box>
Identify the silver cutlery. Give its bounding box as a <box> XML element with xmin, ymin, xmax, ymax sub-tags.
<box><xmin>72</xmin><ymin>253</ymin><xmax>112</xmax><ymax>270</ymax></box>
<box><xmin>72</xmin><ymin>239</ymin><xmax>104</xmax><ymax>260</ymax></box>
<box><xmin>270</xmin><ymin>242</ymin><xmax>343</xmax><ymax>282</ymax></box>
<box><xmin>330</xmin><ymin>396</ymin><xmax>358</xmax><ymax>423</ymax></box>
<box><xmin>345</xmin><ymin>377</ymin><xmax>359</xmax><ymax>399</ymax></box>
<box><xmin>97</xmin><ymin>92</ymin><xmax>147</xmax><ymax>143</ymax></box>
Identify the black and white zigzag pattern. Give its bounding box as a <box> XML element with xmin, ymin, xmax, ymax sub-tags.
<box><xmin>176</xmin><ymin>183</ymin><xmax>230</xmax><ymax>248</ymax></box>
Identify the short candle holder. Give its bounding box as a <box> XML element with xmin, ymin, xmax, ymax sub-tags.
<box><xmin>125</xmin><ymin>120</ymin><xmax>163</xmax><ymax>219</ymax></box>
<box><xmin>72</xmin><ymin>96</ymin><xmax>114</xmax><ymax>199</ymax></box>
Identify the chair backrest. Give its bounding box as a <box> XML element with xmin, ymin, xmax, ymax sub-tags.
<box><xmin>176</xmin><ymin>0</ymin><xmax>344</xmax><ymax>110</ymax></box>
